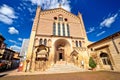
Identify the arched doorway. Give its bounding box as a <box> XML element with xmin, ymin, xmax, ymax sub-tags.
<box><xmin>100</xmin><ymin>52</ymin><xmax>113</xmax><ymax>70</ymax></box>
<box><xmin>54</xmin><ymin>39</ymin><xmax>71</xmax><ymax>63</ymax></box>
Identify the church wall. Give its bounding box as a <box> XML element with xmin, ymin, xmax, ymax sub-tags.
<box><xmin>36</xmin><ymin>9</ymin><xmax>86</xmax><ymax>38</ymax></box>
<box><xmin>24</xmin><ymin>7</ymin><xmax>91</xmax><ymax>72</ymax></box>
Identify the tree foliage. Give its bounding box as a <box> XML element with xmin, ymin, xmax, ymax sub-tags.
<box><xmin>89</xmin><ymin>57</ymin><xmax>97</xmax><ymax>69</ymax></box>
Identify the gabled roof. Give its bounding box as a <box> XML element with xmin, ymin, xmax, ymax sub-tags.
<box><xmin>40</xmin><ymin>7</ymin><xmax>80</xmax><ymax>19</ymax></box>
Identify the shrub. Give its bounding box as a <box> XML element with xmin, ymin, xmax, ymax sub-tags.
<box><xmin>89</xmin><ymin>57</ymin><xmax>96</xmax><ymax>69</ymax></box>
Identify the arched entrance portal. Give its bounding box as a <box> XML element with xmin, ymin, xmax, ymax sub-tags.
<box><xmin>54</xmin><ymin>39</ymin><xmax>71</xmax><ymax>63</ymax></box>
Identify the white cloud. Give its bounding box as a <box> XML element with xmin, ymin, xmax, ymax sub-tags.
<box><xmin>9</xmin><ymin>39</ymin><xmax>21</xmax><ymax>45</ymax></box>
<box><xmin>0</xmin><ymin>14</ymin><xmax>13</xmax><ymax>24</ymax></box>
<box><xmin>100</xmin><ymin>13</ymin><xmax>118</xmax><ymax>28</ymax></box>
<box><xmin>96</xmin><ymin>31</ymin><xmax>106</xmax><ymax>37</ymax></box>
<box><xmin>87</xmin><ymin>27</ymin><xmax>95</xmax><ymax>34</ymax></box>
<box><xmin>18</xmin><ymin>38</ymin><xmax>23</xmax><ymax>41</ymax></box>
<box><xmin>8</xmin><ymin>27</ymin><xmax>19</xmax><ymax>34</ymax></box>
<box><xmin>29</xmin><ymin>0</ymin><xmax>71</xmax><ymax>11</ymax></box>
<box><xmin>10</xmin><ymin>45</ymin><xmax>21</xmax><ymax>52</ymax></box>
<box><xmin>0</xmin><ymin>4</ymin><xmax>17</xmax><ymax>24</ymax></box>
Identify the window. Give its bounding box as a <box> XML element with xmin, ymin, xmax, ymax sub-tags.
<box><xmin>91</xmin><ymin>48</ymin><xmax>93</xmax><ymax>51</ymax></box>
<box><xmin>79</xmin><ymin>41</ymin><xmax>82</xmax><ymax>47</ymax></box>
<box><xmin>58</xmin><ymin>15</ymin><xmax>63</xmax><ymax>21</ymax></box>
<box><xmin>63</xmin><ymin>23</ymin><xmax>65</xmax><ymax>36</ymax></box>
<box><xmin>64</xmin><ymin>18</ymin><xmax>68</xmax><ymax>21</ymax></box>
<box><xmin>59</xmin><ymin>17</ymin><xmax>63</xmax><ymax>21</ymax></box>
<box><xmin>58</xmin><ymin>23</ymin><xmax>61</xmax><ymax>36</ymax></box>
<box><xmin>39</xmin><ymin>39</ymin><xmax>42</xmax><ymax>45</ymax></box>
<box><xmin>53</xmin><ymin>22</ymin><xmax>56</xmax><ymax>35</ymax></box>
<box><xmin>76</xmin><ymin>41</ymin><xmax>78</xmax><ymax>47</ymax></box>
<box><xmin>44</xmin><ymin>39</ymin><xmax>47</xmax><ymax>46</ymax></box>
<box><xmin>54</xmin><ymin>17</ymin><xmax>57</xmax><ymax>20</ymax></box>
<box><xmin>100</xmin><ymin>53</ymin><xmax>111</xmax><ymax>65</ymax></box>
<box><xmin>67</xmin><ymin>24</ymin><xmax>70</xmax><ymax>36</ymax></box>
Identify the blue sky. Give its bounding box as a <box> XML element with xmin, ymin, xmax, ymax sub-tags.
<box><xmin>0</xmin><ymin>0</ymin><xmax>120</xmax><ymax>52</ymax></box>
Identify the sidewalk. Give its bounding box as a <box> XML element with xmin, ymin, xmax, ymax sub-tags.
<box><xmin>0</xmin><ymin>69</ymin><xmax>88</xmax><ymax>77</ymax></box>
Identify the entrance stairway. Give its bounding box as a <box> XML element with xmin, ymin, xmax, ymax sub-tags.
<box><xmin>45</xmin><ymin>61</ymin><xmax>84</xmax><ymax>73</ymax></box>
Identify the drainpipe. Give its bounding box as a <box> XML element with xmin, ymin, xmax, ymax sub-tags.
<box><xmin>111</xmin><ymin>37</ymin><xmax>119</xmax><ymax>54</ymax></box>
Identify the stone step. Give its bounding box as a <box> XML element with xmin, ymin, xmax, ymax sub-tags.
<box><xmin>45</xmin><ymin>61</ymin><xmax>84</xmax><ymax>73</ymax></box>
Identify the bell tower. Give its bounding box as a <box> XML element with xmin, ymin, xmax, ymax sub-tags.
<box><xmin>23</xmin><ymin>6</ymin><xmax>41</xmax><ymax>72</ymax></box>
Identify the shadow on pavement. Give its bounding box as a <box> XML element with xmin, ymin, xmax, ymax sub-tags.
<box><xmin>0</xmin><ymin>74</ymin><xmax>8</xmax><ymax>77</ymax></box>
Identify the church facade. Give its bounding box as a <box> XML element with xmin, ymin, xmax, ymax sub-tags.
<box><xmin>23</xmin><ymin>6</ymin><xmax>120</xmax><ymax>72</ymax></box>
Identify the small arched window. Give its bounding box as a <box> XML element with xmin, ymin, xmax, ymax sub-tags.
<box><xmin>79</xmin><ymin>41</ymin><xmax>82</xmax><ymax>47</ymax></box>
<box><xmin>44</xmin><ymin>39</ymin><xmax>47</xmax><ymax>46</ymax></box>
<box><xmin>76</xmin><ymin>41</ymin><xmax>78</xmax><ymax>47</ymax></box>
<box><xmin>58</xmin><ymin>14</ymin><xmax>63</xmax><ymax>21</ymax></box>
<box><xmin>39</xmin><ymin>39</ymin><xmax>42</xmax><ymax>45</ymax></box>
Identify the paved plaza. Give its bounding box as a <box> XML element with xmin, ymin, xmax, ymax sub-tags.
<box><xmin>0</xmin><ymin>71</ymin><xmax>120</xmax><ymax>80</ymax></box>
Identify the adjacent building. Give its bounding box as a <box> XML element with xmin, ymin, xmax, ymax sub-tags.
<box><xmin>88</xmin><ymin>31</ymin><xmax>120</xmax><ymax>71</ymax></box>
<box><xmin>20</xmin><ymin>39</ymin><xmax>29</xmax><ymax>61</ymax></box>
<box><xmin>0</xmin><ymin>34</ymin><xmax>20</xmax><ymax>71</ymax></box>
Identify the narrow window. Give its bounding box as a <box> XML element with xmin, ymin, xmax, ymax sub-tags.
<box><xmin>44</xmin><ymin>39</ymin><xmax>47</xmax><ymax>46</ymax></box>
<box><xmin>53</xmin><ymin>22</ymin><xmax>56</xmax><ymax>35</ymax></box>
<box><xmin>79</xmin><ymin>41</ymin><xmax>82</xmax><ymax>47</ymax></box>
<box><xmin>58</xmin><ymin>23</ymin><xmax>61</xmax><ymax>36</ymax></box>
<box><xmin>63</xmin><ymin>23</ymin><xmax>65</xmax><ymax>36</ymax></box>
<box><xmin>67</xmin><ymin>24</ymin><xmax>70</xmax><ymax>36</ymax></box>
<box><xmin>76</xmin><ymin>41</ymin><xmax>78</xmax><ymax>47</ymax></box>
<box><xmin>39</xmin><ymin>39</ymin><xmax>42</xmax><ymax>45</ymax></box>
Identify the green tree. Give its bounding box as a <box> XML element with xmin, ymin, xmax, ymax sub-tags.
<box><xmin>89</xmin><ymin>57</ymin><xmax>97</xmax><ymax>69</ymax></box>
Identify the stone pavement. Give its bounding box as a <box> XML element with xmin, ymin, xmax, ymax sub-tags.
<box><xmin>0</xmin><ymin>62</ymin><xmax>86</xmax><ymax>76</ymax></box>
